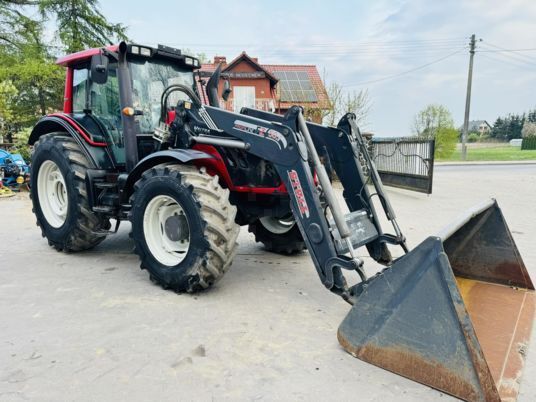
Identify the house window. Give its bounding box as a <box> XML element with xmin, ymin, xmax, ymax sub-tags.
<box><xmin>233</xmin><ymin>86</ymin><xmax>255</xmax><ymax>113</ymax></box>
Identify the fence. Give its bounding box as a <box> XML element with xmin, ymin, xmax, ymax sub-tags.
<box><xmin>371</xmin><ymin>137</ymin><xmax>435</xmax><ymax>194</ymax></box>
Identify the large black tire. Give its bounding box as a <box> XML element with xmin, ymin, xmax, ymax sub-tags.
<box><xmin>129</xmin><ymin>164</ymin><xmax>240</xmax><ymax>292</ymax></box>
<box><xmin>30</xmin><ymin>133</ymin><xmax>110</xmax><ymax>251</ymax></box>
<box><xmin>248</xmin><ymin>217</ymin><xmax>306</xmax><ymax>255</ymax></box>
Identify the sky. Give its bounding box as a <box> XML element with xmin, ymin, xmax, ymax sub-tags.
<box><xmin>95</xmin><ymin>0</ymin><xmax>535</xmax><ymax>136</ymax></box>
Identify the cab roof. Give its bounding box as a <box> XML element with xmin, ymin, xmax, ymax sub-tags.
<box><xmin>55</xmin><ymin>43</ymin><xmax>199</xmax><ymax>68</ymax></box>
<box><xmin>56</xmin><ymin>45</ymin><xmax>119</xmax><ymax>67</ymax></box>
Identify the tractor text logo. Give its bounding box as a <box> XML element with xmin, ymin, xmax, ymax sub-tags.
<box><xmin>288</xmin><ymin>170</ymin><xmax>310</xmax><ymax>218</ymax></box>
<box><xmin>233</xmin><ymin>120</ymin><xmax>287</xmax><ymax>149</ymax></box>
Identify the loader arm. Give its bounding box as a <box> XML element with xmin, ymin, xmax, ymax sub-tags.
<box><xmin>176</xmin><ymin>102</ymin><xmax>370</xmax><ymax>296</ymax></box>
<box><xmin>241</xmin><ymin>107</ymin><xmax>407</xmax><ymax>261</ymax></box>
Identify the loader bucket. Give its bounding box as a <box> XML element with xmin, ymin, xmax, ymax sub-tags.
<box><xmin>338</xmin><ymin>199</ymin><xmax>535</xmax><ymax>402</ymax></box>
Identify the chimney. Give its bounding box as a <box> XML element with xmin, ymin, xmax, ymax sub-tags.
<box><xmin>251</xmin><ymin>57</ymin><xmax>258</xmax><ymax>63</ymax></box>
<box><xmin>214</xmin><ymin>56</ymin><xmax>226</xmax><ymax>65</ymax></box>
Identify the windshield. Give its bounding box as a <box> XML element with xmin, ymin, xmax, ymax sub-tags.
<box><xmin>129</xmin><ymin>57</ymin><xmax>195</xmax><ymax>133</ymax></box>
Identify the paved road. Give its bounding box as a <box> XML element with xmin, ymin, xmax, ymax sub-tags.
<box><xmin>1</xmin><ymin>164</ymin><xmax>535</xmax><ymax>401</ymax></box>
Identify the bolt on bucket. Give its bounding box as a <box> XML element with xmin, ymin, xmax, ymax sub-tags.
<box><xmin>338</xmin><ymin>199</ymin><xmax>535</xmax><ymax>402</ymax></box>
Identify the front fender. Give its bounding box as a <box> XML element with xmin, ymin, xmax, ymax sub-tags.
<box><xmin>122</xmin><ymin>149</ymin><xmax>214</xmax><ymax>202</ymax></box>
<box><xmin>29</xmin><ymin>114</ymin><xmax>113</xmax><ymax>170</ymax></box>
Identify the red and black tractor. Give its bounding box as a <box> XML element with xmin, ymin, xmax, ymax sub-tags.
<box><xmin>28</xmin><ymin>42</ymin><xmax>534</xmax><ymax>401</ymax></box>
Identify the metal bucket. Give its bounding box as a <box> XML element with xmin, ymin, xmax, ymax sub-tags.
<box><xmin>338</xmin><ymin>200</ymin><xmax>535</xmax><ymax>401</ymax></box>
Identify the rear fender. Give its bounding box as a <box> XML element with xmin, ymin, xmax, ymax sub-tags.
<box><xmin>29</xmin><ymin>115</ymin><xmax>114</xmax><ymax>170</ymax></box>
<box><xmin>121</xmin><ymin>149</ymin><xmax>215</xmax><ymax>203</ymax></box>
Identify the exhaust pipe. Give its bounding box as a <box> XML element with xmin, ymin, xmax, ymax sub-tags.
<box><xmin>338</xmin><ymin>199</ymin><xmax>534</xmax><ymax>401</ymax></box>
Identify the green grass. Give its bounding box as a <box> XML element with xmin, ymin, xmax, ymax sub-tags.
<box><xmin>437</xmin><ymin>146</ymin><xmax>536</xmax><ymax>162</ymax></box>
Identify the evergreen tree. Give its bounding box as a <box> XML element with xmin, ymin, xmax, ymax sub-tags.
<box><xmin>39</xmin><ymin>0</ymin><xmax>127</xmax><ymax>53</ymax></box>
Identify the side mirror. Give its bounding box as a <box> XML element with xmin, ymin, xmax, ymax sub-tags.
<box><xmin>90</xmin><ymin>52</ymin><xmax>109</xmax><ymax>84</ymax></box>
<box><xmin>222</xmin><ymin>79</ymin><xmax>232</xmax><ymax>101</ymax></box>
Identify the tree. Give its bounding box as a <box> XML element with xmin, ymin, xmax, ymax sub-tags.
<box><xmin>528</xmin><ymin>109</ymin><xmax>536</xmax><ymax>123</ymax></box>
<box><xmin>0</xmin><ymin>1</ymin><xmax>40</xmax><ymax>49</ymax></box>
<box><xmin>0</xmin><ymin>0</ymin><xmax>128</xmax><ymax>143</ymax></box>
<box><xmin>39</xmin><ymin>0</ymin><xmax>127</xmax><ymax>53</ymax></box>
<box><xmin>324</xmin><ymin>81</ymin><xmax>372</xmax><ymax>128</ymax></box>
<box><xmin>0</xmin><ymin>81</ymin><xmax>18</xmax><ymax>125</ymax></box>
<box><xmin>435</xmin><ymin>127</ymin><xmax>459</xmax><ymax>158</ymax></box>
<box><xmin>413</xmin><ymin>104</ymin><xmax>454</xmax><ymax>139</ymax></box>
<box><xmin>413</xmin><ymin>104</ymin><xmax>456</xmax><ymax>158</ymax></box>
<box><xmin>0</xmin><ymin>14</ymin><xmax>64</xmax><ymax>129</ymax></box>
<box><xmin>490</xmin><ymin>113</ymin><xmax>525</xmax><ymax>140</ymax></box>
<box><xmin>522</xmin><ymin>122</ymin><xmax>536</xmax><ymax>138</ymax></box>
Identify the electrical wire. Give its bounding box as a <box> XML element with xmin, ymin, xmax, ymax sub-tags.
<box><xmin>478</xmin><ymin>53</ymin><xmax>535</xmax><ymax>69</ymax></box>
<box><xmin>341</xmin><ymin>48</ymin><xmax>466</xmax><ymax>87</ymax></box>
<box><xmin>479</xmin><ymin>41</ymin><xmax>536</xmax><ymax>66</ymax></box>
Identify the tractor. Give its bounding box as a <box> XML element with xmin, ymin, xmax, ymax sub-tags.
<box><xmin>29</xmin><ymin>42</ymin><xmax>534</xmax><ymax>401</ymax></box>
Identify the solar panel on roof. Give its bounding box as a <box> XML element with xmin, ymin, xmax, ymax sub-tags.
<box><xmin>275</xmin><ymin>70</ymin><xmax>318</xmax><ymax>103</ymax></box>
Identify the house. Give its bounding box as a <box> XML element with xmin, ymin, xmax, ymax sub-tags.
<box><xmin>462</xmin><ymin>120</ymin><xmax>492</xmax><ymax>135</ymax></box>
<box><xmin>199</xmin><ymin>52</ymin><xmax>330</xmax><ymax>123</ymax></box>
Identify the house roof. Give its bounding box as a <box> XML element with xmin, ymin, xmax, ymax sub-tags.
<box><xmin>199</xmin><ymin>53</ymin><xmax>329</xmax><ymax>110</ymax></box>
<box><xmin>263</xmin><ymin>64</ymin><xmax>329</xmax><ymax>110</ymax></box>
<box><xmin>459</xmin><ymin>120</ymin><xmax>492</xmax><ymax>132</ymax></box>
<box><xmin>222</xmin><ymin>52</ymin><xmax>279</xmax><ymax>85</ymax></box>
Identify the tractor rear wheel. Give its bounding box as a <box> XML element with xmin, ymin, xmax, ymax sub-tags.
<box><xmin>130</xmin><ymin>165</ymin><xmax>239</xmax><ymax>292</ymax></box>
<box><xmin>248</xmin><ymin>216</ymin><xmax>306</xmax><ymax>255</ymax></box>
<box><xmin>30</xmin><ymin>133</ymin><xmax>110</xmax><ymax>251</ymax></box>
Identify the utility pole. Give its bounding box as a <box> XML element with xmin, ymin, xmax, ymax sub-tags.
<box><xmin>461</xmin><ymin>34</ymin><xmax>476</xmax><ymax>161</ymax></box>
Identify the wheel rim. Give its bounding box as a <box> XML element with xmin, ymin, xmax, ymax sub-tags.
<box><xmin>37</xmin><ymin>160</ymin><xmax>68</xmax><ymax>228</ymax></box>
<box><xmin>259</xmin><ymin>216</ymin><xmax>296</xmax><ymax>234</ymax></box>
<box><xmin>143</xmin><ymin>195</ymin><xmax>190</xmax><ymax>266</ymax></box>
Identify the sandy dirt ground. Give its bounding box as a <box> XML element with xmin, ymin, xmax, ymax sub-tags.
<box><xmin>0</xmin><ymin>164</ymin><xmax>535</xmax><ymax>401</ymax></box>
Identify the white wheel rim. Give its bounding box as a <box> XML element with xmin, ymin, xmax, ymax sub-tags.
<box><xmin>37</xmin><ymin>160</ymin><xmax>68</xmax><ymax>228</ymax></box>
<box><xmin>143</xmin><ymin>195</ymin><xmax>190</xmax><ymax>266</ymax></box>
<box><xmin>259</xmin><ymin>216</ymin><xmax>296</xmax><ymax>234</ymax></box>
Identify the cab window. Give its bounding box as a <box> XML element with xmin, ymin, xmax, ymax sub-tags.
<box><xmin>72</xmin><ymin>64</ymin><xmax>125</xmax><ymax>165</ymax></box>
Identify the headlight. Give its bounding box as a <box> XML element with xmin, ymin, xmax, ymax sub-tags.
<box><xmin>140</xmin><ymin>47</ymin><xmax>151</xmax><ymax>57</ymax></box>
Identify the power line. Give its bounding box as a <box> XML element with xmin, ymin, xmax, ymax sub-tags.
<box><xmin>478</xmin><ymin>48</ymin><xmax>536</xmax><ymax>53</ymax></box>
<box><xmin>172</xmin><ymin>37</ymin><xmax>468</xmax><ymax>49</ymax></box>
<box><xmin>479</xmin><ymin>41</ymin><xmax>536</xmax><ymax>64</ymax></box>
<box><xmin>341</xmin><ymin>48</ymin><xmax>465</xmax><ymax>87</ymax></box>
<box><xmin>478</xmin><ymin>53</ymin><xmax>530</xmax><ymax>68</ymax></box>
<box><xmin>478</xmin><ymin>45</ymin><xmax>536</xmax><ymax>67</ymax></box>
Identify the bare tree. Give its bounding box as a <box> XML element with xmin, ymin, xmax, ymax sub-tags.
<box><xmin>323</xmin><ymin>79</ymin><xmax>372</xmax><ymax>128</ymax></box>
<box><xmin>413</xmin><ymin>104</ymin><xmax>454</xmax><ymax>139</ymax></box>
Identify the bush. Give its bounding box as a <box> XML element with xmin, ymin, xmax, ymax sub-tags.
<box><xmin>435</xmin><ymin>127</ymin><xmax>458</xmax><ymax>158</ymax></box>
<box><xmin>522</xmin><ymin>135</ymin><xmax>536</xmax><ymax>150</ymax></box>
<box><xmin>467</xmin><ymin>132</ymin><xmax>479</xmax><ymax>143</ymax></box>
<box><xmin>12</xmin><ymin>127</ymin><xmax>32</xmax><ymax>162</ymax></box>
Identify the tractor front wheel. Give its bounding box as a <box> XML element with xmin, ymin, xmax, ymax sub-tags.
<box><xmin>130</xmin><ymin>165</ymin><xmax>240</xmax><ymax>292</ymax></box>
<box><xmin>248</xmin><ymin>216</ymin><xmax>306</xmax><ymax>255</ymax></box>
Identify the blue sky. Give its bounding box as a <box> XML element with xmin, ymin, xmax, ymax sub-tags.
<box><xmin>96</xmin><ymin>0</ymin><xmax>536</xmax><ymax>136</ymax></box>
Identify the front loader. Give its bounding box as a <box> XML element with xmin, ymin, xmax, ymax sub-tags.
<box><xmin>29</xmin><ymin>42</ymin><xmax>534</xmax><ymax>401</ymax></box>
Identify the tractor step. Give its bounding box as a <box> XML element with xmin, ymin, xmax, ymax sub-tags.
<box><xmin>94</xmin><ymin>182</ymin><xmax>118</xmax><ymax>189</ymax></box>
<box><xmin>90</xmin><ymin>218</ymin><xmax>121</xmax><ymax>235</ymax></box>
<box><xmin>92</xmin><ymin>205</ymin><xmax>115</xmax><ymax>214</ymax></box>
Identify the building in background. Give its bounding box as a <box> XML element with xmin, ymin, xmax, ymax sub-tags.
<box><xmin>464</xmin><ymin>120</ymin><xmax>492</xmax><ymax>135</ymax></box>
<box><xmin>199</xmin><ymin>52</ymin><xmax>330</xmax><ymax>123</ymax></box>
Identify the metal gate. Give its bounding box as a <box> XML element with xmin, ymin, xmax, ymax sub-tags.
<box><xmin>370</xmin><ymin>137</ymin><xmax>435</xmax><ymax>194</ymax></box>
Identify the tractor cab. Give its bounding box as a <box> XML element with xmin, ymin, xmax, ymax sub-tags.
<box><xmin>57</xmin><ymin>43</ymin><xmax>201</xmax><ymax>168</ymax></box>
